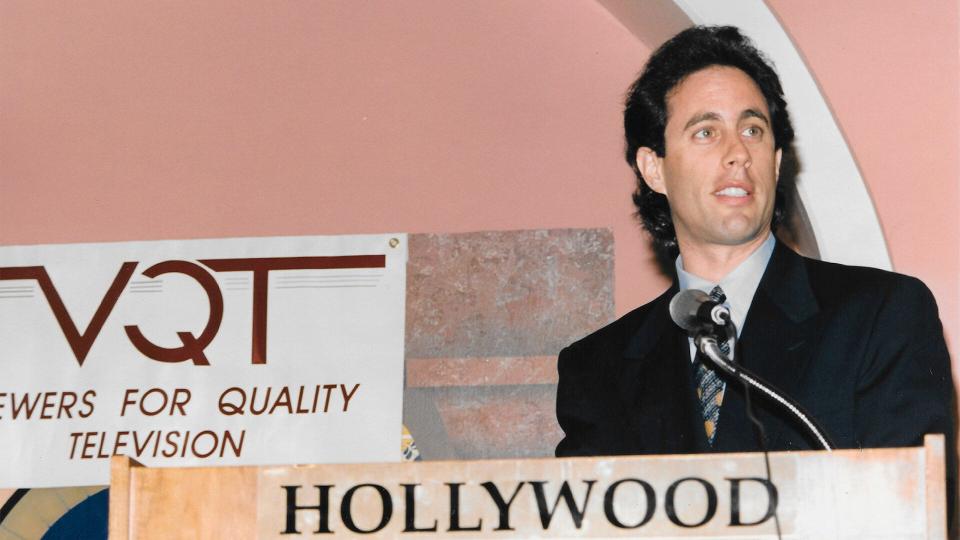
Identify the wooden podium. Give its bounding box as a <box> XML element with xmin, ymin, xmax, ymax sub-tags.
<box><xmin>109</xmin><ymin>434</ymin><xmax>947</xmax><ymax>539</ymax></box>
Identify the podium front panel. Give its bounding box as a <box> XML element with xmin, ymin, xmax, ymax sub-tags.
<box><xmin>108</xmin><ymin>436</ymin><xmax>945</xmax><ymax>538</ymax></box>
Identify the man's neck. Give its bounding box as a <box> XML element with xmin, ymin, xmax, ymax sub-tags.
<box><xmin>677</xmin><ymin>232</ymin><xmax>772</xmax><ymax>283</ymax></box>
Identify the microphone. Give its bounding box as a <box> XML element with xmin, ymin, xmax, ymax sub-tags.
<box><xmin>669</xmin><ymin>289</ymin><xmax>731</xmax><ymax>333</ymax></box>
<box><xmin>668</xmin><ymin>289</ymin><xmax>835</xmax><ymax>451</ymax></box>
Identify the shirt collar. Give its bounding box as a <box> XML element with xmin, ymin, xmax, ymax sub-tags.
<box><xmin>675</xmin><ymin>234</ymin><xmax>775</xmax><ymax>336</ymax></box>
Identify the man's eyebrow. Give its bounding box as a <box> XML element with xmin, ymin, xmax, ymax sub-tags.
<box><xmin>741</xmin><ymin>108</ymin><xmax>770</xmax><ymax>125</ymax></box>
<box><xmin>682</xmin><ymin>112</ymin><xmax>721</xmax><ymax>131</ymax></box>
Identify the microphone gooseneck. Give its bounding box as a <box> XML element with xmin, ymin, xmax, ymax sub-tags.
<box><xmin>669</xmin><ymin>289</ymin><xmax>835</xmax><ymax>452</ymax></box>
<box><xmin>696</xmin><ymin>335</ymin><xmax>833</xmax><ymax>452</ymax></box>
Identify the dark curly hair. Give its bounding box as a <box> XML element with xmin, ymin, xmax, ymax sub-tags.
<box><xmin>624</xmin><ymin>26</ymin><xmax>795</xmax><ymax>253</ymax></box>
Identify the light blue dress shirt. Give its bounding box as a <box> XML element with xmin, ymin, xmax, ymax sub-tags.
<box><xmin>675</xmin><ymin>233</ymin><xmax>776</xmax><ymax>361</ymax></box>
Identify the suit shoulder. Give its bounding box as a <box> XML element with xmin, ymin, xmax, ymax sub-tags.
<box><xmin>800</xmin><ymin>255</ymin><xmax>935</xmax><ymax>307</ymax></box>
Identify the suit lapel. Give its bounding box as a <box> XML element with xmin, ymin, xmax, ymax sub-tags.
<box><xmin>740</xmin><ymin>241</ymin><xmax>819</xmax><ymax>390</ymax></box>
<box><xmin>619</xmin><ymin>284</ymin><xmax>710</xmax><ymax>454</ymax></box>
<box><xmin>715</xmin><ymin>240</ymin><xmax>821</xmax><ymax>450</ymax></box>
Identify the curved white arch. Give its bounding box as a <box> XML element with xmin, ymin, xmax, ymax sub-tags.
<box><xmin>599</xmin><ymin>0</ymin><xmax>892</xmax><ymax>269</ymax></box>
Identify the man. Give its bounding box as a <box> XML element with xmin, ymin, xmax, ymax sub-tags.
<box><xmin>555</xmin><ymin>24</ymin><xmax>955</xmax><ymax>516</ymax></box>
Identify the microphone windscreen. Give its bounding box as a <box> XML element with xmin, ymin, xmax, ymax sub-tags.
<box><xmin>669</xmin><ymin>289</ymin><xmax>711</xmax><ymax>332</ymax></box>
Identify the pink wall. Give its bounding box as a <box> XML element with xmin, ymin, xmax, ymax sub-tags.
<box><xmin>766</xmin><ymin>0</ymin><xmax>960</xmax><ymax>360</ymax></box>
<box><xmin>2</xmin><ymin>0</ymin><xmax>958</xmax><ymax>358</ymax></box>
<box><xmin>0</xmin><ymin>0</ymin><xmax>665</xmax><ymax>312</ymax></box>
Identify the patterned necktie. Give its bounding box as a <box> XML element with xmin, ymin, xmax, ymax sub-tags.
<box><xmin>695</xmin><ymin>285</ymin><xmax>729</xmax><ymax>445</ymax></box>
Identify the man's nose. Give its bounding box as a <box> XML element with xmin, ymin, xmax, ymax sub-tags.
<box><xmin>724</xmin><ymin>136</ymin><xmax>751</xmax><ymax>169</ymax></box>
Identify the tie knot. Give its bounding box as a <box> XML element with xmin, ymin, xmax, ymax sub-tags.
<box><xmin>709</xmin><ymin>285</ymin><xmax>726</xmax><ymax>304</ymax></box>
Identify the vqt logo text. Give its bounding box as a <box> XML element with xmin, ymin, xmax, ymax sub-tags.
<box><xmin>0</xmin><ymin>255</ymin><xmax>384</xmax><ymax>366</ymax></box>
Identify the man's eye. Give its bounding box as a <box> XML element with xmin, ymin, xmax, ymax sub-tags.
<box><xmin>694</xmin><ymin>128</ymin><xmax>714</xmax><ymax>139</ymax></box>
<box><xmin>742</xmin><ymin>126</ymin><xmax>763</xmax><ymax>137</ymax></box>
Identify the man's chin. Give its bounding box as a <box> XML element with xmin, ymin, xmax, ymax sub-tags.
<box><xmin>708</xmin><ymin>226</ymin><xmax>770</xmax><ymax>248</ymax></box>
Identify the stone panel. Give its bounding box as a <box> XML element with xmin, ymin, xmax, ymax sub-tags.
<box><xmin>403</xmin><ymin>229</ymin><xmax>614</xmax><ymax>460</ymax></box>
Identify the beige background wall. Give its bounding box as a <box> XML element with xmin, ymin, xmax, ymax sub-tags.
<box><xmin>2</xmin><ymin>1</ymin><xmax>958</xmax><ymax>363</ymax></box>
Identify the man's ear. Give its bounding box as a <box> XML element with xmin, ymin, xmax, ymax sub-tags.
<box><xmin>775</xmin><ymin>148</ymin><xmax>783</xmax><ymax>182</ymax></box>
<box><xmin>636</xmin><ymin>147</ymin><xmax>666</xmax><ymax>194</ymax></box>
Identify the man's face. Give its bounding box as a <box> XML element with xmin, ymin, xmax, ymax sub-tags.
<box><xmin>638</xmin><ymin>66</ymin><xmax>782</xmax><ymax>253</ymax></box>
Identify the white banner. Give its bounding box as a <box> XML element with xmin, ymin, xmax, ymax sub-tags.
<box><xmin>0</xmin><ymin>234</ymin><xmax>407</xmax><ymax>488</ymax></box>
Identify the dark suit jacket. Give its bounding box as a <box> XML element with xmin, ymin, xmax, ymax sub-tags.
<box><xmin>555</xmin><ymin>241</ymin><xmax>956</xmax><ymax>517</ymax></box>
